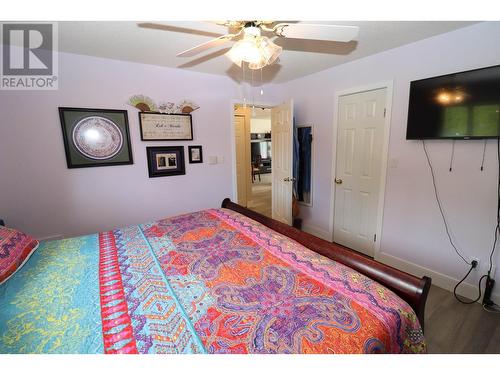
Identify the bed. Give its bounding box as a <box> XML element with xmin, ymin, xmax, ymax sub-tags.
<box><xmin>0</xmin><ymin>199</ymin><xmax>430</xmax><ymax>354</ymax></box>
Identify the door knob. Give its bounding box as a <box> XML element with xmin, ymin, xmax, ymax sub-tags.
<box><xmin>335</xmin><ymin>178</ymin><xmax>343</xmax><ymax>184</ymax></box>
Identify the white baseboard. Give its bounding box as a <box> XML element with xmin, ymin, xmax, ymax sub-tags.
<box><xmin>300</xmin><ymin>220</ymin><xmax>500</xmax><ymax>303</ymax></box>
<box><xmin>301</xmin><ymin>223</ymin><xmax>332</xmax><ymax>241</ymax></box>
<box><xmin>376</xmin><ymin>251</ymin><xmax>500</xmax><ymax>303</ymax></box>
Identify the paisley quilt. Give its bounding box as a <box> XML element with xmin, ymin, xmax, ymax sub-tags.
<box><xmin>0</xmin><ymin>209</ymin><xmax>426</xmax><ymax>354</ymax></box>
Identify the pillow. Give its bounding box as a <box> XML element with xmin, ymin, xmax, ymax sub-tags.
<box><xmin>0</xmin><ymin>226</ymin><xmax>39</xmax><ymax>285</ymax></box>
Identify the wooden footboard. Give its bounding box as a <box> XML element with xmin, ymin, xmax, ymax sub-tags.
<box><xmin>221</xmin><ymin>198</ymin><xmax>431</xmax><ymax>331</ymax></box>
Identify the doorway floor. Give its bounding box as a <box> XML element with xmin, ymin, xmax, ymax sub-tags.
<box><xmin>247</xmin><ymin>173</ymin><xmax>272</xmax><ymax>218</ymax></box>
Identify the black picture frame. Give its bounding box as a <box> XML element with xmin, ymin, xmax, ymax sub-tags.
<box><xmin>58</xmin><ymin>107</ymin><xmax>133</xmax><ymax>169</ymax></box>
<box><xmin>138</xmin><ymin>112</ymin><xmax>193</xmax><ymax>141</ymax></box>
<box><xmin>146</xmin><ymin>146</ymin><xmax>185</xmax><ymax>178</ymax></box>
<box><xmin>188</xmin><ymin>145</ymin><xmax>203</xmax><ymax>164</ymax></box>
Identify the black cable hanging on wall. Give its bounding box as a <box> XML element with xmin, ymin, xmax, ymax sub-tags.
<box><xmin>481</xmin><ymin>139</ymin><xmax>487</xmax><ymax>171</ymax></box>
<box><xmin>422</xmin><ymin>140</ymin><xmax>470</xmax><ymax>265</ymax></box>
<box><xmin>482</xmin><ymin>138</ymin><xmax>500</xmax><ymax>312</ymax></box>
<box><xmin>423</xmin><ymin>139</ymin><xmax>500</xmax><ymax>307</ymax></box>
<box><xmin>488</xmin><ymin>138</ymin><xmax>500</xmax><ymax>277</ymax></box>
<box><xmin>449</xmin><ymin>139</ymin><xmax>455</xmax><ymax>172</ymax></box>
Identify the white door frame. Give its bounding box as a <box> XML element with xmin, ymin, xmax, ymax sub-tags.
<box><xmin>329</xmin><ymin>81</ymin><xmax>393</xmax><ymax>260</ymax></box>
<box><xmin>229</xmin><ymin>99</ymin><xmax>278</xmax><ymax>204</ymax></box>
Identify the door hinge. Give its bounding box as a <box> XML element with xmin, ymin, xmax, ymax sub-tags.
<box><xmin>383</xmin><ymin>108</ymin><xmax>386</xmax><ymax>117</ymax></box>
<box><xmin>373</xmin><ymin>234</ymin><xmax>377</xmax><ymax>242</ymax></box>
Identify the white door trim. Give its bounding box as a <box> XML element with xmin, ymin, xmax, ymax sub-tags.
<box><xmin>329</xmin><ymin>81</ymin><xmax>394</xmax><ymax>261</ymax></box>
<box><xmin>229</xmin><ymin>99</ymin><xmax>278</xmax><ymax>204</ymax></box>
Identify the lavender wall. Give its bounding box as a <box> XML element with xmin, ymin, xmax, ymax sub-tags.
<box><xmin>278</xmin><ymin>22</ymin><xmax>500</xmax><ymax>299</ymax></box>
<box><xmin>1</xmin><ymin>23</ymin><xmax>499</xmax><ymax>300</ymax></box>
<box><xmin>0</xmin><ymin>51</ymin><xmax>279</xmax><ymax>239</ymax></box>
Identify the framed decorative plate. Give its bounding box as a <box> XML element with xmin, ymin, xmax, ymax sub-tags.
<box><xmin>59</xmin><ymin>107</ymin><xmax>133</xmax><ymax>168</ymax></box>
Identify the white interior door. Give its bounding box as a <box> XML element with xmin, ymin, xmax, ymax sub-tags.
<box><xmin>271</xmin><ymin>99</ymin><xmax>294</xmax><ymax>225</ymax></box>
<box><xmin>234</xmin><ymin>112</ymin><xmax>250</xmax><ymax>206</ymax></box>
<box><xmin>333</xmin><ymin>88</ymin><xmax>387</xmax><ymax>256</ymax></box>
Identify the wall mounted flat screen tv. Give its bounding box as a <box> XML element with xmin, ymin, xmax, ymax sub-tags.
<box><xmin>406</xmin><ymin>65</ymin><xmax>500</xmax><ymax>139</ymax></box>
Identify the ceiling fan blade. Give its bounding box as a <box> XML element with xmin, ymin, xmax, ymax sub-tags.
<box><xmin>274</xmin><ymin>23</ymin><xmax>359</xmax><ymax>42</ymax></box>
<box><xmin>177</xmin><ymin>34</ymin><xmax>235</xmax><ymax>57</ymax></box>
<box><xmin>138</xmin><ymin>22</ymin><xmax>222</xmax><ymax>38</ymax></box>
<box><xmin>139</xmin><ymin>21</ymin><xmax>228</xmax><ymax>36</ymax></box>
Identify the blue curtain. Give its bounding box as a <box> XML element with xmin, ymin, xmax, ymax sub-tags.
<box><xmin>292</xmin><ymin>118</ymin><xmax>299</xmax><ymax>196</ymax></box>
<box><xmin>296</xmin><ymin>126</ymin><xmax>312</xmax><ymax>202</ymax></box>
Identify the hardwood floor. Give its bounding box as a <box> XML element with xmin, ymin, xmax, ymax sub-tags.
<box><xmin>247</xmin><ymin>173</ymin><xmax>272</xmax><ymax>218</ymax></box>
<box><xmin>425</xmin><ymin>285</ymin><xmax>500</xmax><ymax>353</ymax></box>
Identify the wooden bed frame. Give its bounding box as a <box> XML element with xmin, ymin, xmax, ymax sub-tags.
<box><xmin>221</xmin><ymin>198</ymin><xmax>432</xmax><ymax>331</ymax></box>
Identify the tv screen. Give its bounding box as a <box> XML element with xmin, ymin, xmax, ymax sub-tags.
<box><xmin>406</xmin><ymin>65</ymin><xmax>500</xmax><ymax>140</ymax></box>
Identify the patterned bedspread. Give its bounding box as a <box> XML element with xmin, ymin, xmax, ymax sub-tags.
<box><xmin>0</xmin><ymin>209</ymin><xmax>426</xmax><ymax>354</ymax></box>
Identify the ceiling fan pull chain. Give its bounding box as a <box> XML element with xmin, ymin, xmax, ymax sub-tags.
<box><xmin>252</xmin><ymin>69</ymin><xmax>256</xmax><ymax>116</ymax></box>
<box><xmin>260</xmin><ymin>67</ymin><xmax>264</xmax><ymax>96</ymax></box>
<box><xmin>242</xmin><ymin>62</ymin><xmax>247</xmax><ymax>108</ymax></box>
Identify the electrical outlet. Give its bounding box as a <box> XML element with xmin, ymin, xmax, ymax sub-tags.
<box><xmin>471</xmin><ymin>258</ymin><xmax>480</xmax><ymax>270</ymax></box>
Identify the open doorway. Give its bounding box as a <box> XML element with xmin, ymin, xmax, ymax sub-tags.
<box><xmin>232</xmin><ymin>99</ymin><xmax>294</xmax><ymax>225</ymax></box>
<box><xmin>249</xmin><ymin>107</ymin><xmax>272</xmax><ymax>217</ymax></box>
<box><xmin>233</xmin><ymin>104</ymin><xmax>272</xmax><ymax>218</ymax></box>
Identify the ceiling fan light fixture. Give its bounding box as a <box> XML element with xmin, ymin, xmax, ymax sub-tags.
<box><xmin>258</xmin><ymin>36</ymin><xmax>282</xmax><ymax>66</ymax></box>
<box><xmin>225</xmin><ymin>36</ymin><xmax>263</xmax><ymax>66</ymax></box>
<box><xmin>226</xmin><ymin>35</ymin><xmax>282</xmax><ymax>70</ymax></box>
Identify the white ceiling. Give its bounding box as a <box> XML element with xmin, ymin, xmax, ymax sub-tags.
<box><xmin>58</xmin><ymin>21</ymin><xmax>476</xmax><ymax>83</ymax></box>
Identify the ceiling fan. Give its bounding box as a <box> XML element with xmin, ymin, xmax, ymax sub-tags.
<box><xmin>176</xmin><ymin>21</ymin><xmax>359</xmax><ymax>70</ymax></box>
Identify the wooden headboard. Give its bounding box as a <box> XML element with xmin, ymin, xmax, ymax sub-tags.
<box><xmin>221</xmin><ymin>198</ymin><xmax>431</xmax><ymax>331</ymax></box>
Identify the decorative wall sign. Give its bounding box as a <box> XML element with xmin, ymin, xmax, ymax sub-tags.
<box><xmin>139</xmin><ymin>112</ymin><xmax>193</xmax><ymax>141</ymax></box>
<box><xmin>188</xmin><ymin>145</ymin><xmax>203</xmax><ymax>164</ymax></box>
<box><xmin>146</xmin><ymin>146</ymin><xmax>185</xmax><ymax>178</ymax></box>
<box><xmin>128</xmin><ymin>95</ymin><xmax>199</xmax><ymax>114</ymax></box>
<box><xmin>59</xmin><ymin>107</ymin><xmax>133</xmax><ymax>169</ymax></box>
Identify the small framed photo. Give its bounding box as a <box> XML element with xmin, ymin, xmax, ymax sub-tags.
<box><xmin>188</xmin><ymin>145</ymin><xmax>203</xmax><ymax>164</ymax></box>
<box><xmin>146</xmin><ymin>146</ymin><xmax>185</xmax><ymax>178</ymax></box>
<box><xmin>58</xmin><ymin>107</ymin><xmax>133</xmax><ymax>169</ymax></box>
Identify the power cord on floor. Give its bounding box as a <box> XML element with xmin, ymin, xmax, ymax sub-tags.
<box><xmin>453</xmin><ymin>261</ymin><xmax>487</xmax><ymax>304</ymax></box>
